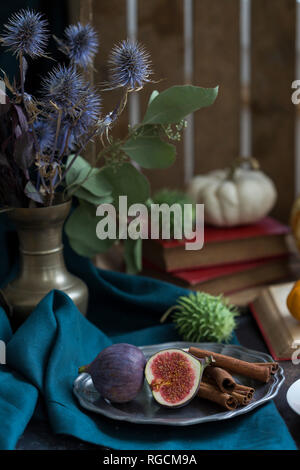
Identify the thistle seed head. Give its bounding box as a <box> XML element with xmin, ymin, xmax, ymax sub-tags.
<box><xmin>108</xmin><ymin>39</ymin><xmax>152</xmax><ymax>90</ymax></box>
<box><xmin>0</xmin><ymin>9</ymin><xmax>48</xmax><ymax>58</ymax></box>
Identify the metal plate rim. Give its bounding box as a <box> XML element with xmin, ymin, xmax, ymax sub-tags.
<box><xmin>73</xmin><ymin>342</ymin><xmax>285</xmax><ymax>426</ymax></box>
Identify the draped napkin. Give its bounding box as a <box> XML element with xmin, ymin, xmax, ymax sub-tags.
<box><xmin>0</xmin><ymin>215</ymin><xmax>296</xmax><ymax>450</ymax></box>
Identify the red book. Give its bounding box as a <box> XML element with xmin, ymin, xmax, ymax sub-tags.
<box><xmin>142</xmin><ymin>217</ymin><xmax>290</xmax><ymax>272</ymax></box>
<box><xmin>143</xmin><ymin>255</ymin><xmax>290</xmax><ymax>297</ymax></box>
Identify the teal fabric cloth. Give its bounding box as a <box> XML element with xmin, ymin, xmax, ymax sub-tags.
<box><xmin>0</xmin><ymin>216</ymin><xmax>297</xmax><ymax>450</ymax></box>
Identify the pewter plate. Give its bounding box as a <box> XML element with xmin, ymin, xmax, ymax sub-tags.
<box><xmin>73</xmin><ymin>342</ymin><xmax>285</xmax><ymax>426</ymax></box>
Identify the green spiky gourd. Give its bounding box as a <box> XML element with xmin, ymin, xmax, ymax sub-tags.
<box><xmin>161</xmin><ymin>292</ymin><xmax>238</xmax><ymax>343</ymax></box>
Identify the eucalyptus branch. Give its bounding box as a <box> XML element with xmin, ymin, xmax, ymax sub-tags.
<box><xmin>65</xmin><ymin>165</ymin><xmax>95</xmax><ymax>199</ymax></box>
<box><xmin>58</xmin><ymin>93</ymin><xmax>133</xmax><ymax>193</ymax></box>
<box><xmin>53</xmin><ymin>128</ymin><xmax>98</xmax><ymax>190</ymax></box>
<box><xmin>64</xmin><ymin>122</ymin><xmax>134</xmax><ymax>199</ymax></box>
<box><xmin>64</xmin><ymin>147</ymin><xmax>111</xmax><ymax>198</ymax></box>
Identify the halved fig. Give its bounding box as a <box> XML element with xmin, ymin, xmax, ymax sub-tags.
<box><xmin>145</xmin><ymin>348</ymin><xmax>208</xmax><ymax>408</ymax></box>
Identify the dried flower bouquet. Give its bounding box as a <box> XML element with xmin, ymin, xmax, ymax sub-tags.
<box><xmin>0</xmin><ymin>9</ymin><xmax>217</xmax><ymax>271</ymax></box>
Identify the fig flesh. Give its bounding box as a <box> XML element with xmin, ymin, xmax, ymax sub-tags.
<box><xmin>79</xmin><ymin>343</ymin><xmax>146</xmax><ymax>404</ymax></box>
<box><xmin>145</xmin><ymin>348</ymin><xmax>206</xmax><ymax>408</ymax></box>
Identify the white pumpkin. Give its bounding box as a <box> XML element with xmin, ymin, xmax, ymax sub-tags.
<box><xmin>187</xmin><ymin>159</ymin><xmax>277</xmax><ymax>227</ymax></box>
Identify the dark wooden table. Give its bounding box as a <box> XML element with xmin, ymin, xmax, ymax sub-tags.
<box><xmin>15</xmin><ymin>309</ymin><xmax>300</xmax><ymax>450</ymax></box>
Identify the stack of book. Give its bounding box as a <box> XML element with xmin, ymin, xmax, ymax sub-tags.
<box><xmin>142</xmin><ymin>217</ymin><xmax>291</xmax><ymax>298</ymax></box>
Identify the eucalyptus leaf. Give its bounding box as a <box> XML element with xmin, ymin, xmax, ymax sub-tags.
<box><xmin>142</xmin><ymin>85</ymin><xmax>218</xmax><ymax>124</ymax></box>
<box><xmin>148</xmin><ymin>90</ymin><xmax>159</xmax><ymax>106</ymax></box>
<box><xmin>73</xmin><ymin>187</ymin><xmax>113</xmax><ymax>205</ymax></box>
<box><xmin>101</xmin><ymin>163</ymin><xmax>150</xmax><ymax>206</ymax></box>
<box><xmin>65</xmin><ymin>200</ymin><xmax>115</xmax><ymax>257</ymax></box>
<box><xmin>65</xmin><ymin>155</ymin><xmax>112</xmax><ymax>198</ymax></box>
<box><xmin>24</xmin><ymin>181</ymin><xmax>44</xmax><ymax>204</ymax></box>
<box><xmin>123</xmin><ymin>238</ymin><xmax>142</xmax><ymax>274</ymax></box>
<box><xmin>80</xmin><ymin>168</ymin><xmax>112</xmax><ymax>196</ymax></box>
<box><xmin>122</xmin><ymin>135</ymin><xmax>175</xmax><ymax>169</ymax></box>
<box><xmin>67</xmin><ymin>236</ymin><xmax>101</xmax><ymax>259</ymax></box>
<box><xmin>65</xmin><ymin>155</ymin><xmax>92</xmax><ymax>188</ymax></box>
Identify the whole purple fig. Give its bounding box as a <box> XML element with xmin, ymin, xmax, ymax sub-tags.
<box><xmin>79</xmin><ymin>343</ymin><xmax>147</xmax><ymax>403</ymax></box>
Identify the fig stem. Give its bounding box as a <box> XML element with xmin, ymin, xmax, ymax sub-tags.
<box><xmin>78</xmin><ymin>366</ymin><xmax>87</xmax><ymax>374</ymax></box>
<box><xmin>204</xmin><ymin>356</ymin><xmax>215</xmax><ymax>366</ymax></box>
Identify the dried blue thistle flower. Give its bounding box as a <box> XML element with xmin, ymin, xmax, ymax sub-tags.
<box><xmin>42</xmin><ymin>64</ymin><xmax>101</xmax><ymax>155</ymax></box>
<box><xmin>33</xmin><ymin>119</ymin><xmax>55</xmax><ymax>154</ymax></box>
<box><xmin>0</xmin><ymin>9</ymin><xmax>48</xmax><ymax>58</ymax></box>
<box><xmin>57</xmin><ymin>22</ymin><xmax>99</xmax><ymax>69</ymax></box>
<box><xmin>108</xmin><ymin>39</ymin><xmax>152</xmax><ymax>90</ymax></box>
<box><xmin>56</xmin><ymin>123</ymin><xmax>77</xmax><ymax>154</ymax></box>
<box><xmin>72</xmin><ymin>85</ymin><xmax>101</xmax><ymax>134</ymax></box>
<box><xmin>59</xmin><ymin>86</ymin><xmax>101</xmax><ymax>153</ymax></box>
<box><xmin>47</xmin><ymin>84</ymin><xmax>101</xmax><ymax>155</ymax></box>
<box><xmin>42</xmin><ymin>64</ymin><xmax>87</xmax><ymax>113</ymax></box>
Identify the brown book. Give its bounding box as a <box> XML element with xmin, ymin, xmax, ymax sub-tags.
<box><xmin>142</xmin><ymin>256</ymin><xmax>290</xmax><ymax>297</ymax></box>
<box><xmin>143</xmin><ymin>217</ymin><xmax>289</xmax><ymax>272</ymax></box>
<box><xmin>250</xmin><ymin>282</ymin><xmax>300</xmax><ymax>361</ymax></box>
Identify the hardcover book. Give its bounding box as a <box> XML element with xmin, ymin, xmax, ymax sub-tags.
<box><xmin>143</xmin><ymin>255</ymin><xmax>290</xmax><ymax>297</ymax></box>
<box><xmin>143</xmin><ymin>217</ymin><xmax>290</xmax><ymax>272</ymax></box>
<box><xmin>250</xmin><ymin>282</ymin><xmax>300</xmax><ymax>361</ymax></box>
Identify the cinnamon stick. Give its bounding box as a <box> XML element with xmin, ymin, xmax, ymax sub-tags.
<box><xmin>197</xmin><ymin>382</ymin><xmax>238</xmax><ymax>411</ymax></box>
<box><xmin>234</xmin><ymin>384</ymin><xmax>255</xmax><ymax>398</ymax></box>
<box><xmin>203</xmin><ymin>373</ymin><xmax>255</xmax><ymax>399</ymax></box>
<box><xmin>234</xmin><ymin>389</ymin><xmax>253</xmax><ymax>400</ymax></box>
<box><xmin>231</xmin><ymin>391</ymin><xmax>252</xmax><ymax>406</ymax></box>
<box><xmin>253</xmin><ymin>362</ymin><xmax>279</xmax><ymax>374</ymax></box>
<box><xmin>203</xmin><ymin>366</ymin><xmax>236</xmax><ymax>393</ymax></box>
<box><xmin>234</xmin><ymin>383</ymin><xmax>255</xmax><ymax>395</ymax></box>
<box><xmin>189</xmin><ymin>347</ymin><xmax>271</xmax><ymax>383</ymax></box>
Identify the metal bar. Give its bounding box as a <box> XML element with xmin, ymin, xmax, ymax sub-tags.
<box><xmin>240</xmin><ymin>0</ymin><xmax>251</xmax><ymax>158</ymax></box>
<box><xmin>127</xmin><ymin>0</ymin><xmax>140</xmax><ymax>127</ymax></box>
<box><xmin>183</xmin><ymin>0</ymin><xmax>194</xmax><ymax>183</ymax></box>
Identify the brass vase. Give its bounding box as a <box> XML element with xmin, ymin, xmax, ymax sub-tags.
<box><xmin>1</xmin><ymin>199</ymin><xmax>88</xmax><ymax>329</ymax></box>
